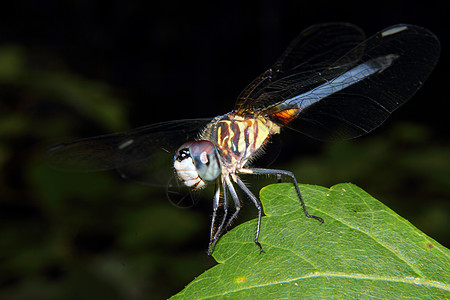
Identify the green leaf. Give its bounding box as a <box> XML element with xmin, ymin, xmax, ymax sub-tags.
<box><xmin>171</xmin><ymin>183</ymin><xmax>450</xmax><ymax>299</ymax></box>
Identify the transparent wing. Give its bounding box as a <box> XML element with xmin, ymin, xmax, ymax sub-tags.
<box><xmin>237</xmin><ymin>24</ymin><xmax>440</xmax><ymax>140</ymax></box>
<box><xmin>235</xmin><ymin>23</ymin><xmax>366</xmax><ymax>111</ymax></box>
<box><xmin>46</xmin><ymin>118</ymin><xmax>212</xmax><ymax>186</ymax></box>
<box><xmin>267</xmin><ymin>24</ymin><xmax>440</xmax><ymax>140</ymax></box>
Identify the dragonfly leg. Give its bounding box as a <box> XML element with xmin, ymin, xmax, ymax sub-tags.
<box><xmin>208</xmin><ymin>177</ymin><xmax>230</xmax><ymax>255</ymax></box>
<box><xmin>209</xmin><ymin>180</ymin><xmax>221</xmax><ymax>244</ymax></box>
<box><xmin>223</xmin><ymin>178</ymin><xmax>241</xmax><ymax>232</ymax></box>
<box><xmin>233</xmin><ymin>175</ymin><xmax>264</xmax><ymax>253</ymax></box>
<box><xmin>246</xmin><ymin>168</ymin><xmax>324</xmax><ymax>224</ymax></box>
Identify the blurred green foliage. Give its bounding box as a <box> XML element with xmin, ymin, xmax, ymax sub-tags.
<box><xmin>0</xmin><ymin>44</ymin><xmax>214</xmax><ymax>299</ymax></box>
<box><xmin>0</xmin><ymin>43</ymin><xmax>448</xmax><ymax>300</ymax></box>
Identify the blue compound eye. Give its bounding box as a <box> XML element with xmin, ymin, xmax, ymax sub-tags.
<box><xmin>189</xmin><ymin>140</ymin><xmax>222</xmax><ymax>181</ymax></box>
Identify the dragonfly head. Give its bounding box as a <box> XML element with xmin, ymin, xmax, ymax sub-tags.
<box><xmin>174</xmin><ymin>140</ymin><xmax>222</xmax><ymax>189</ymax></box>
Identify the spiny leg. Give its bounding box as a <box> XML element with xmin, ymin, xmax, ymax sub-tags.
<box><xmin>233</xmin><ymin>176</ymin><xmax>264</xmax><ymax>253</ymax></box>
<box><xmin>209</xmin><ymin>180</ymin><xmax>221</xmax><ymax>244</ymax></box>
<box><xmin>208</xmin><ymin>179</ymin><xmax>229</xmax><ymax>255</ymax></box>
<box><xmin>208</xmin><ymin>176</ymin><xmax>242</xmax><ymax>254</ymax></box>
<box><xmin>216</xmin><ymin>178</ymin><xmax>229</xmax><ymax>239</ymax></box>
<box><xmin>223</xmin><ymin>176</ymin><xmax>241</xmax><ymax>232</ymax></box>
<box><xmin>246</xmin><ymin>168</ymin><xmax>324</xmax><ymax>224</ymax></box>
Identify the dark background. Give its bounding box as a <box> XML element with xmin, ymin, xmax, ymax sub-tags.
<box><xmin>0</xmin><ymin>1</ymin><xmax>449</xmax><ymax>299</ymax></box>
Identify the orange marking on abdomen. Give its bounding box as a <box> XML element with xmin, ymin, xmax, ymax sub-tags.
<box><xmin>270</xmin><ymin>108</ymin><xmax>300</xmax><ymax>125</ymax></box>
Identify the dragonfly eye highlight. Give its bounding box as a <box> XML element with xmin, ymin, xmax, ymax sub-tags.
<box><xmin>189</xmin><ymin>141</ymin><xmax>222</xmax><ymax>181</ymax></box>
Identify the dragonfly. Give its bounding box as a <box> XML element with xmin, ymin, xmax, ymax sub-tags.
<box><xmin>47</xmin><ymin>23</ymin><xmax>440</xmax><ymax>254</ymax></box>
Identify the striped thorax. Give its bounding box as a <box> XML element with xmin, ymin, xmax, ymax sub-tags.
<box><xmin>202</xmin><ymin>114</ymin><xmax>281</xmax><ymax>171</ymax></box>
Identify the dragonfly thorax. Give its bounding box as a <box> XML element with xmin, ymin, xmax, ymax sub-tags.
<box><xmin>201</xmin><ymin>114</ymin><xmax>281</xmax><ymax>172</ymax></box>
<box><xmin>173</xmin><ymin>140</ymin><xmax>222</xmax><ymax>190</ymax></box>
